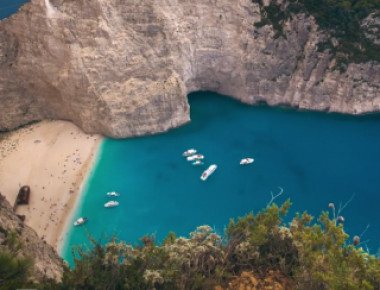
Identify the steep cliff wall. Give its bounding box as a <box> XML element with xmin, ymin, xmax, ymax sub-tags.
<box><xmin>0</xmin><ymin>193</ymin><xmax>64</xmax><ymax>281</ymax></box>
<box><xmin>0</xmin><ymin>0</ymin><xmax>379</xmax><ymax>138</ymax></box>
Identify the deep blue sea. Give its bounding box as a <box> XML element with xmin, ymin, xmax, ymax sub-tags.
<box><xmin>0</xmin><ymin>0</ymin><xmax>29</xmax><ymax>20</ymax></box>
<box><xmin>62</xmin><ymin>92</ymin><xmax>380</xmax><ymax>265</ymax></box>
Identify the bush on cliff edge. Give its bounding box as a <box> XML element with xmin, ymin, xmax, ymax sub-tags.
<box><xmin>36</xmin><ymin>200</ymin><xmax>380</xmax><ymax>289</ymax></box>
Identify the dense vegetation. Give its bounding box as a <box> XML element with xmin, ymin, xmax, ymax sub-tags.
<box><xmin>0</xmin><ymin>229</ymin><xmax>34</xmax><ymax>289</ymax></box>
<box><xmin>2</xmin><ymin>200</ymin><xmax>378</xmax><ymax>289</ymax></box>
<box><xmin>253</xmin><ymin>0</ymin><xmax>380</xmax><ymax>69</ymax></box>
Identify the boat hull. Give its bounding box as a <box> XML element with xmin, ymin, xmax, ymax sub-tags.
<box><xmin>240</xmin><ymin>158</ymin><xmax>254</xmax><ymax>165</ymax></box>
<box><xmin>201</xmin><ymin>164</ymin><xmax>217</xmax><ymax>181</ymax></box>
<box><xmin>187</xmin><ymin>154</ymin><xmax>204</xmax><ymax>161</ymax></box>
<box><xmin>74</xmin><ymin>217</ymin><xmax>87</xmax><ymax>226</ymax></box>
<box><xmin>104</xmin><ymin>201</ymin><xmax>119</xmax><ymax>208</ymax></box>
<box><xmin>183</xmin><ymin>149</ymin><xmax>197</xmax><ymax>156</ymax></box>
<box><xmin>107</xmin><ymin>191</ymin><xmax>120</xmax><ymax>197</ymax></box>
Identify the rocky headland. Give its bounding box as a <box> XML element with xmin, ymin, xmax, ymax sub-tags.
<box><xmin>0</xmin><ymin>0</ymin><xmax>379</xmax><ymax>138</ymax></box>
<box><xmin>0</xmin><ymin>193</ymin><xmax>64</xmax><ymax>281</ymax></box>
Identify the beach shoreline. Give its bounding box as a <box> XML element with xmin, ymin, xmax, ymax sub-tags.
<box><xmin>56</xmin><ymin>139</ymin><xmax>103</xmax><ymax>255</ymax></box>
<box><xmin>0</xmin><ymin>120</ymin><xmax>102</xmax><ymax>251</ymax></box>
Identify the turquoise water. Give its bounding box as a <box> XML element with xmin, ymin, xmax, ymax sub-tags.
<box><xmin>0</xmin><ymin>0</ymin><xmax>29</xmax><ymax>20</ymax></box>
<box><xmin>63</xmin><ymin>92</ymin><xmax>380</xmax><ymax>265</ymax></box>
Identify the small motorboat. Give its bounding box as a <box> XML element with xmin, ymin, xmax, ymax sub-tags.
<box><xmin>240</xmin><ymin>158</ymin><xmax>254</xmax><ymax>165</ymax></box>
<box><xmin>104</xmin><ymin>201</ymin><xmax>119</xmax><ymax>208</ymax></box>
<box><xmin>74</xmin><ymin>217</ymin><xmax>87</xmax><ymax>226</ymax></box>
<box><xmin>201</xmin><ymin>164</ymin><xmax>217</xmax><ymax>181</ymax></box>
<box><xmin>187</xmin><ymin>154</ymin><xmax>204</xmax><ymax>161</ymax></box>
<box><xmin>107</xmin><ymin>191</ymin><xmax>120</xmax><ymax>197</ymax></box>
<box><xmin>183</xmin><ymin>149</ymin><xmax>197</xmax><ymax>156</ymax></box>
<box><xmin>192</xmin><ymin>160</ymin><xmax>204</xmax><ymax>166</ymax></box>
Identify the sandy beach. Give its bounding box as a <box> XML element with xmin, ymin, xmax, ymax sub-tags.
<box><xmin>0</xmin><ymin>120</ymin><xmax>102</xmax><ymax>250</ymax></box>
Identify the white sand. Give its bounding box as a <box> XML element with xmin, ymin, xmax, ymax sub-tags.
<box><xmin>0</xmin><ymin>120</ymin><xmax>102</xmax><ymax>250</ymax></box>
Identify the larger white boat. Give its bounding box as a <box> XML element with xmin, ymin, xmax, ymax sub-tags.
<box><xmin>240</xmin><ymin>158</ymin><xmax>254</xmax><ymax>165</ymax></box>
<box><xmin>187</xmin><ymin>154</ymin><xmax>204</xmax><ymax>161</ymax></box>
<box><xmin>201</xmin><ymin>164</ymin><xmax>217</xmax><ymax>181</ymax></box>
<box><xmin>107</xmin><ymin>191</ymin><xmax>120</xmax><ymax>197</ymax></box>
<box><xmin>183</xmin><ymin>149</ymin><xmax>197</xmax><ymax>156</ymax></box>
<box><xmin>104</xmin><ymin>201</ymin><xmax>119</xmax><ymax>208</ymax></box>
<box><xmin>74</xmin><ymin>217</ymin><xmax>87</xmax><ymax>226</ymax></box>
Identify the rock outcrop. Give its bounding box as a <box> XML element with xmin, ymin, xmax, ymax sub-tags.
<box><xmin>0</xmin><ymin>0</ymin><xmax>379</xmax><ymax>138</ymax></box>
<box><xmin>0</xmin><ymin>193</ymin><xmax>64</xmax><ymax>281</ymax></box>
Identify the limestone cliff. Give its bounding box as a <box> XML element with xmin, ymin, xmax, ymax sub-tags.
<box><xmin>0</xmin><ymin>193</ymin><xmax>64</xmax><ymax>281</ymax></box>
<box><xmin>0</xmin><ymin>0</ymin><xmax>379</xmax><ymax>138</ymax></box>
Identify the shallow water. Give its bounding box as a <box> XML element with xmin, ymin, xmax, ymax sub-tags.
<box><xmin>63</xmin><ymin>92</ymin><xmax>380</xmax><ymax>265</ymax></box>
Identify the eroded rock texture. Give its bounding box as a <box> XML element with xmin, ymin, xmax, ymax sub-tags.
<box><xmin>0</xmin><ymin>0</ymin><xmax>379</xmax><ymax>138</ymax></box>
<box><xmin>0</xmin><ymin>193</ymin><xmax>64</xmax><ymax>281</ymax></box>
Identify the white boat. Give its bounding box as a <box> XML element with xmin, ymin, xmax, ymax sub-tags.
<box><xmin>240</xmin><ymin>158</ymin><xmax>254</xmax><ymax>165</ymax></box>
<box><xmin>107</xmin><ymin>191</ymin><xmax>120</xmax><ymax>197</ymax></box>
<box><xmin>183</xmin><ymin>149</ymin><xmax>197</xmax><ymax>156</ymax></box>
<box><xmin>74</xmin><ymin>217</ymin><xmax>87</xmax><ymax>226</ymax></box>
<box><xmin>187</xmin><ymin>154</ymin><xmax>204</xmax><ymax>161</ymax></box>
<box><xmin>201</xmin><ymin>164</ymin><xmax>217</xmax><ymax>181</ymax></box>
<box><xmin>104</xmin><ymin>201</ymin><xmax>119</xmax><ymax>208</ymax></box>
<box><xmin>192</xmin><ymin>160</ymin><xmax>204</xmax><ymax>166</ymax></box>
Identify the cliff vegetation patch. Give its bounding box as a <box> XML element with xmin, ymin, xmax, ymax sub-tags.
<box><xmin>30</xmin><ymin>201</ymin><xmax>380</xmax><ymax>289</ymax></box>
<box><xmin>253</xmin><ymin>0</ymin><xmax>380</xmax><ymax>70</ymax></box>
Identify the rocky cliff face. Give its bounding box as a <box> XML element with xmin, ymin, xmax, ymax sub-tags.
<box><xmin>0</xmin><ymin>0</ymin><xmax>379</xmax><ymax>138</ymax></box>
<box><xmin>0</xmin><ymin>193</ymin><xmax>64</xmax><ymax>281</ymax></box>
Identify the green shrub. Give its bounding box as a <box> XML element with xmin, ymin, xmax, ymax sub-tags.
<box><xmin>0</xmin><ymin>250</ymin><xmax>33</xmax><ymax>290</ymax></box>
<box><xmin>13</xmin><ymin>200</ymin><xmax>380</xmax><ymax>289</ymax></box>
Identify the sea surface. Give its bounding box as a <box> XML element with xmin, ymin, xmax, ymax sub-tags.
<box><xmin>0</xmin><ymin>0</ymin><xmax>29</xmax><ymax>20</ymax></box>
<box><xmin>62</xmin><ymin>91</ymin><xmax>380</xmax><ymax>265</ymax></box>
